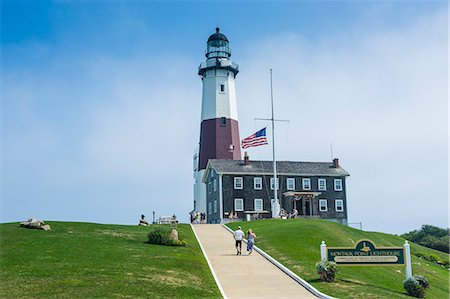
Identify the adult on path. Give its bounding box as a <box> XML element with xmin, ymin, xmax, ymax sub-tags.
<box><xmin>246</xmin><ymin>229</ymin><xmax>256</xmax><ymax>255</ymax></box>
<box><xmin>233</xmin><ymin>226</ymin><xmax>244</xmax><ymax>255</ymax></box>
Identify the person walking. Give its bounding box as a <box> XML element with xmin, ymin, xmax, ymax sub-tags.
<box><xmin>246</xmin><ymin>229</ymin><xmax>256</xmax><ymax>255</ymax></box>
<box><xmin>233</xmin><ymin>226</ymin><xmax>244</xmax><ymax>255</ymax></box>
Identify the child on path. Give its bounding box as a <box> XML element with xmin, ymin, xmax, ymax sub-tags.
<box><xmin>233</xmin><ymin>226</ymin><xmax>244</xmax><ymax>255</ymax></box>
<box><xmin>246</xmin><ymin>229</ymin><xmax>256</xmax><ymax>254</ymax></box>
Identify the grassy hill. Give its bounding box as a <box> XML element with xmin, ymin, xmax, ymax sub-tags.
<box><xmin>0</xmin><ymin>222</ymin><xmax>220</xmax><ymax>298</ymax></box>
<box><xmin>227</xmin><ymin>219</ymin><xmax>449</xmax><ymax>299</ymax></box>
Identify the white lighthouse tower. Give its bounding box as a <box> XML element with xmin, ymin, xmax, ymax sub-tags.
<box><xmin>193</xmin><ymin>28</ymin><xmax>241</xmax><ymax>216</ymax></box>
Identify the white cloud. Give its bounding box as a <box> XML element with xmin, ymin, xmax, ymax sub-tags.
<box><xmin>1</xmin><ymin>7</ymin><xmax>447</xmax><ymax>233</ymax></box>
<box><xmin>236</xmin><ymin>9</ymin><xmax>447</xmax><ymax>233</ymax></box>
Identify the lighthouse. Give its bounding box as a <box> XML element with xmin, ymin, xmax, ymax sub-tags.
<box><xmin>193</xmin><ymin>28</ymin><xmax>241</xmax><ymax>216</ymax></box>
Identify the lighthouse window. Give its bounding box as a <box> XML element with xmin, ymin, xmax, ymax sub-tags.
<box><xmin>220</xmin><ymin>84</ymin><xmax>225</xmax><ymax>92</ymax></box>
<box><xmin>220</xmin><ymin>117</ymin><xmax>226</xmax><ymax>126</ymax></box>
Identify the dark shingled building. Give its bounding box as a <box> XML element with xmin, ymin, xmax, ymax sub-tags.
<box><xmin>203</xmin><ymin>157</ymin><xmax>350</xmax><ymax>224</ymax></box>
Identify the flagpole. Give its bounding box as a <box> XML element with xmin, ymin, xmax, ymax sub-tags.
<box><xmin>270</xmin><ymin>69</ymin><xmax>279</xmax><ymax>218</ymax></box>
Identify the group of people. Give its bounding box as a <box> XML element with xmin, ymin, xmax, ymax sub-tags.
<box><xmin>233</xmin><ymin>226</ymin><xmax>256</xmax><ymax>255</ymax></box>
<box><xmin>228</xmin><ymin>210</ymin><xmax>239</xmax><ymax>222</ymax></box>
<box><xmin>190</xmin><ymin>211</ymin><xmax>206</xmax><ymax>224</ymax></box>
<box><xmin>280</xmin><ymin>208</ymin><xmax>299</xmax><ymax>219</ymax></box>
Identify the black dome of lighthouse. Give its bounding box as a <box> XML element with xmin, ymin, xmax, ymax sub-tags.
<box><xmin>204</xmin><ymin>27</ymin><xmax>232</xmax><ymax>59</ymax></box>
<box><xmin>207</xmin><ymin>27</ymin><xmax>229</xmax><ymax>43</ymax></box>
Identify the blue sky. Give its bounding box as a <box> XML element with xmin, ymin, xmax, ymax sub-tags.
<box><xmin>1</xmin><ymin>1</ymin><xmax>448</xmax><ymax>233</ymax></box>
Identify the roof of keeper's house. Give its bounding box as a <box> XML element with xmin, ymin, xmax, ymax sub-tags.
<box><xmin>204</xmin><ymin>159</ymin><xmax>350</xmax><ymax>181</ymax></box>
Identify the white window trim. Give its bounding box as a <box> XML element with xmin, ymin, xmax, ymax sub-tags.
<box><xmin>319</xmin><ymin>199</ymin><xmax>328</xmax><ymax>212</ymax></box>
<box><xmin>334</xmin><ymin>179</ymin><xmax>343</xmax><ymax>191</ymax></box>
<box><xmin>254</xmin><ymin>198</ymin><xmax>263</xmax><ymax>211</ymax></box>
<box><xmin>318</xmin><ymin>178</ymin><xmax>327</xmax><ymax>191</ymax></box>
<box><xmin>254</xmin><ymin>177</ymin><xmax>262</xmax><ymax>190</ymax></box>
<box><xmin>302</xmin><ymin>178</ymin><xmax>311</xmax><ymax>190</ymax></box>
<box><xmin>270</xmin><ymin>178</ymin><xmax>279</xmax><ymax>190</ymax></box>
<box><xmin>286</xmin><ymin>178</ymin><xmax>295</xmax><ymax>190</ymax></box>
<box><xmin>234</xmin><ymin>177</ymin><xmax>243</xmax><ymax>189</ymax></box>
<box><xmin>219</xmin><ymin>83</ymin><xmax>226</xmax><ymax>93</ymax></box>
<box><xmin>213</xmin><ymin>200</ymin><xmax>217</xmax><ymax>213</ymax></box>
<box><xmin>234</xmin><ymin>198</ymin><xmax>244</xmax><ymax>211</ymax></box>
<box><xmin>208</xmin><ymin>202</ymin><xmax>212</xmax><ymax>215</ymax></box>
<box><xmin>213</xmin><ymin>179</ymin><xmax>217</xmax><ymax>192</ymax></box>
<box><xmin>208</xmin><ymin>182</ymin><xmax>212</xmax><ymax>193</ymax></box>
<box><xmin>335</xmin><ymin>200</ymin><xmax>344</xmax><ymax>212</ymax></box>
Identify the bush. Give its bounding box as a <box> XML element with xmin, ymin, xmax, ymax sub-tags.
<box><xmin>315</xmin><ymin>260</ymin><xmax>338</xmax><ymax>282</ymax></box>
<box><xmin>402</xmin><ymin>225</ymin><xmax>449</xmax><ymax>253</ymax></box>
<box><xmin>415</xmin><ymin>275</ymin><xmax>429</xmax><ymax>289</ymax></box>
<box><xmin>147</xmin><ymin>226</ymin><xmax>186</xmax><ymax>246</ymax></box>
<box><xmin>404</xmin><ymin>275</ymin><xmax>429</xmax><ymax>298</ymax></box>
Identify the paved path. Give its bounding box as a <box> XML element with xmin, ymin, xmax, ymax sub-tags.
<box><xmin>192</xmin><ymin>224</ymin><xmax>316</xmax><ymax>299</ymax></box>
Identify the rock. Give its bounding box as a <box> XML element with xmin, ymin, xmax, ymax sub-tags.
<box><xmin>40</xmin><ymin>224</ymin><xmax>51</xmax><ymax>231</ymax></box>
<box><xmin>169</xmin><ymin>229</ymin><xmax>179</xmax><ymax>241</ymax></box>
<box><xmin>19</xmin><ymin>218</ymin><xmax>50</xmax><ymax>230</ymax></box>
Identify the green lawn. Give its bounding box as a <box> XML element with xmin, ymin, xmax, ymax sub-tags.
<box><xmin>0</xmin><ymin>222</ymin><xmax>221</xmax><ymax>298</ymax></box>
<box><xmin>227</xmin><ymin>219</ymin><xmax>449</xmax><ymax>299</ymax></box>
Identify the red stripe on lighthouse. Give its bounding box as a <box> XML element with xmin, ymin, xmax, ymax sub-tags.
<box><xmin>198</xmin><ymin>118</ymin><xmax>241</xmax><ymax>170</ymax></box>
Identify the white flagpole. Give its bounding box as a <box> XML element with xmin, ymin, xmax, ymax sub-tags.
<box><xmin>270</xmin><ymin>69</ymin><xmax>279</xmax><ymax>218</ymax></box>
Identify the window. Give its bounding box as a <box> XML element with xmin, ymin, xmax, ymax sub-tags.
<box><xmin>319</xmin><ymin>199</ymin><xmax>328</xmax><ymax>212</ymax></box>
<box><xmin>210</xmin><ymin>169</ymin><xmax>214</xmax><ymax>178</ymax></box>
<box><xmin>335</xmin><ymin>200</ymin><xmax>344</xmax><ymax>212</ymax></box>
<box><xmin>234</xmin><ymin>177</ymin><xmax>243</xmax><ymax>189</ymax></box>
<box><xmin>208</xmin><ymin>202</ymin><xmax>212</xmax><ymax>215</ymax></box>
<box><xmin>270</xmin><ymin>178</ymin><xmax>279</xmax><ymax>190</ymax></box>
<box><xmin>193</xmin><ymin>154</ymin><xmax>198</xmax><ymax>171</ymax></box>
<box><xmin>302</xmin><ymin>178</ymin><xmax>311</xmax><ymax>190</ymax></box>
<box><xmin>287</xmin><ymin>178</ymin><xmax>295</xmax><ymax>190</ymax></box>
<box><xmin>234</xmin><ymin>198</ymin><xmax>244</xmax><ymax>211</ymax></box>
<box><xmin>214</xmin><ymin>200</ymin><xmax>217</xmax><ymax>213</ymax></box>
<box><xmin>220</xmin><ymin>117</ymin><xmax>226</xmax><ymax>126</ymax></box>
<box><xmin>254</xmin><ymin>177</ymin><xmax>262</xmax><ymax>190</ymax></box>
<box><xmin>220</xmin><ymin>84</ymin><xmax>225</xmax><ymax>92</ymax></box>
<box><xmin>213</xmin><ymin>179</ymin><xmax>217</xmax><ymax>192</ymax></box>
<box><xmin>208</xmin><ymin>182</ymin><xmax>212</xmax><ymax>193</ymax></box>
<box><xmin>254</xmin><ymin>199</ymin><xmax>263</xmax><ymax>211</ymax></box>
<box><xmin>334</xmin><ymin>179</ymin><xmax>343</xmax><ymax>191</ymax></box>
<box><xmin>318</xmin><ymin>179</ymin><xmax>327</xmax><ymax>191</ymax></box>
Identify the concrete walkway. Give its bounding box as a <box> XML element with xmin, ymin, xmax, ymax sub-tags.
<box><xmin>193</xmin><ymin>224</ymin><xmax>316</xmax><ymax>299</ymax></box>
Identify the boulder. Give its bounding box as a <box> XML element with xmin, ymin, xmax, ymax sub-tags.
<box><xmin>40</xmin><ymin>224</ymin><xmax>51</xmax><ymax>231</ymax></box>
<box><xmin>169</xmin><ymin>229</ymin><xmax>179</xmax><ymax>241</ymax></box>
<box><xmin>19</xmin><ymin>218</ymin><xmax>50</xmax><ymax>230</ymax></box>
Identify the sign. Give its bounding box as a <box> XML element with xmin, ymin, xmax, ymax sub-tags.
<box><xmin>327</xmin><ymin>240</ymin><xmax>405</xmax><ymax>266</ymax></box>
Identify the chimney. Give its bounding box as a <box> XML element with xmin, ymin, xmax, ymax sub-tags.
<box><xmin>333</xmin><ymin>158</ymin><xmax>340</xmax><ymax>168</ymax></box>
<box><xmin>244</xmin><ymin>151</ymin><xmax>249</xmax><ymax>165</ymax></box>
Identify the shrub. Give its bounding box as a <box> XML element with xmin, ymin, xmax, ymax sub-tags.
<box><xmin>147</xmin><ymin>226</ymin><xmax>186</xmax><ymax>246</ymax></box>
<box><xmin>315</xmin><ymin>260</ymin><xmax>338</xmax><ymax>282</ymax></box>
<box><xmin>402</xmin><ymin>225</ymin><xmax>449</xmax><ymax>253</ymax></box>
<box><xmin>404</xmin><ymin>275</ymin><xmax>429</xmax><ymax>298</ymax></box>
<box><xmin>414</xmin><ymin>275</ymin><xmax>429</xmax><ymax>289</ymax></box>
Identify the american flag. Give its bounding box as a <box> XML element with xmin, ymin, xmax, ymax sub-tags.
<box><xmin>241</xmin><ymin>127</ymin><xmax>269</xmax><ymax>149</ymax></box>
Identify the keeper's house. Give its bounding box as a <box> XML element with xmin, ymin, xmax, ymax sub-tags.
<box><xmin>203</xmin><ymin>155</ymin><xmax>350</xmax><ymax>224</ymax></box>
